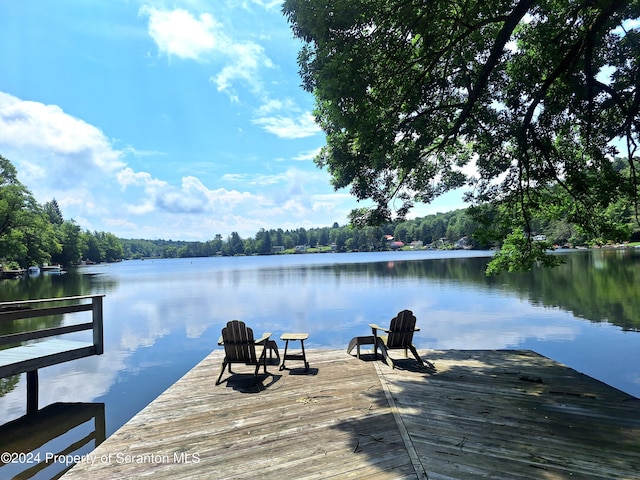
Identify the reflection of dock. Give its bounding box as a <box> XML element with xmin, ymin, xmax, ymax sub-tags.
<box><xmin>41</xmin><ymin>264</ymin><xmax>63</xmax><ymax>273</ymax></box>
<box><xmin>63</xmin><ymin>349</ymin><xmax>640</xmax><ymax>479</ymax></box>
<box><xmin>1</xmin><ymin>268</ymin><xmax>26</xmax><ymax>279</ymax></box>
<box><xmin>0</xmin><ymin>402</ymin><xmax>105</xmax><ymax>479</ymax></box>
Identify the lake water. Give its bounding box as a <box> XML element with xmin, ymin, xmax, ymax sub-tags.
<box><xmin>1</xmin><ymin>249</ymin><xmax>639</xmax><ymax>478</ymax></box>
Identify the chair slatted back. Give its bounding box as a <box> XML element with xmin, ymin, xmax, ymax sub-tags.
<box><xmin>221</xmin><ymin>320</ymin><xmax>258</xmax><ymax>364</ymax></box>
<box><xmin>386</xmin><ymin>310</ymin><xmax>417</xmax><ymax>349</ymax></box>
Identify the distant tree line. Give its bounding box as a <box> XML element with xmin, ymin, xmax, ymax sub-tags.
<box><xmin>120</xmin><ymin>193</ymin><xmax>639</xmax><ymax>260</ymax></box>
<box><xmin>1</xmin><ymin>154</ymin><xmax>638</xmax><ymax>270</ymax></box>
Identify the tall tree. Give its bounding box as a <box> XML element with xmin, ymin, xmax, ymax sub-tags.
<box><xmin>0</xmin><ymin>155</ymin><xmax>59</xmax><ymax>267</ymax></box>
<box><xmin>224</xmin><ymin>232</ymin><xmax>245</xmax><ymax>256</ymax></box>
<box><xmin>51</xmin><ymin>220</ymin><xmax>84</xmax><ymax>267</ymax></box>
<box><xmin>43</xmin><ymin>199</ymin><xmax>64</xmax><ymax>225</ymax></box>
<box><xmin>98</xmin><ymin>232</ymin><xmax>125</xmax><ymax>262</ymax></box>
<box><xmin>257</xmin><ymin>229</ymin><xmax>273</xmax><ymax>254</ymax></box>
<box><xmin>83</xmin><ymin>231</ymin><xmax>104</xmax><ymax>263</ymax></box>
<box><xmin>283</xmin><ymin>0</ymin><xmax>640</xmax><ymax>271</ymax></box>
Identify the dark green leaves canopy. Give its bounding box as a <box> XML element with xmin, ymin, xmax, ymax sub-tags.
<box><xmin>283</xmin><ymin>0</ymin><xmax>640</xmax><ymax>271</ymax></box>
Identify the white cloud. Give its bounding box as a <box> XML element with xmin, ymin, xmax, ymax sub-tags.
<box><xmin>221</xmin><ymin>166</ymin><xmax>325</xmax><ymax>189</ymax></box>
<box><xmin>221</xmin><ymin>173</ymin><xmax>250</xmax><ymax>182</ymax></box>
<box><xmin>140</xmin><ymin>5</ymin><xmax>273</xmax><ymax>97</ymax></box>
<box><xmin>213</xmin><ymin>41</ymin><xmax>273</xmax><ymax>94</ymax></box>
<box><xmin>252</xmin><ymin>112</ymin><xmax>321</xmax><ymax>139</ymax></box>
<box><xmin>0</xmin><ymin>92</ymin><xmax>125</xmax><ymax>197</ymax></box>
<box><xmin>140</xmin><ymin>7</ymin><xmax>219</xmax><ymax>61</ymax></box>
<box><xmin>293</xmin><ymin>147</ymin><xmax>322</xmax><ymax>161</ymax></box>
<box><xmin>246</xmin><ymin>0</ymin><xmax>282</xmax><ymax>10</ymax></box>
<box><xmin>211</xmin><ymin>166</ymin><xmax>354</xmax><ymax>230</ymax></box>
<box><xmin>118</xmin><ymin>167</ymin><xmax>167</xmax><ymax>190</ymax></box>
<box><xmin>117</xmin><ymin>166</ymin><xmax>267</xmax><ymax>216</ymax></box>
<box><xmin>310</xmin><ymin>192</ymin><xmax>354</xmax><ymax>210</ymax></box>
<box><xmin>255</xmin><ymin>97</ymin><xmax>297</xmax><ymax>116</ymax></box>
<box><xmin>103</xmin><ymin>217</ymin><xmax>139</xmax><ymax>230</ymax></box>
<box><xmin>155</xmin><ymin>176</ymin><xmax>216</xmax><ymax>213</ymax></box>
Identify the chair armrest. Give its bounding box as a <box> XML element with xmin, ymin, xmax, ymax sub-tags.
<box><xmin>369</xmin><ymin>324</ymin><xmax>390</xmax><ymax>333</ymax></box>
<box><xmin>254</xmin><ymin>332</ymin><xmax>272</xmax><ymax>345</ymax></box>
<box><xmin>218</xmin><ymin>333</ymin><xmax>272</xmax><ymax>345</ymax></box>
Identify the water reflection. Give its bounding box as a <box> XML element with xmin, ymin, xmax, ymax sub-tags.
<box><xmin>0</xmin><ymin>402</ymin><xmax>105</xmax><ymax>479</ymax></box>
<box><xmin>0</xmin><ymin>250</ymin><xmax>639</xmax><ymax>450</ymax></box>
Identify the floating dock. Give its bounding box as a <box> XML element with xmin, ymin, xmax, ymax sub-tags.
<box><xmin>63</xmin><ymin>348</ymin><xmax>640</xmax><ymax>479</ymax></box>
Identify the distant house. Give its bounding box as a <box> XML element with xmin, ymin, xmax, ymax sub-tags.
<box><xmin>389</xmin><ymin>241</ymin><xmax>404</xmax><ymax>250</ymax></box>
<box><xmin>295</xmin><ymin>245</ymin><xmax>309</xmax><ymax>253</ymax></box>
<box><xmin>438</xmin><ymin>237</ymin><xmax>450</xmax><ymax>247</ymax></box>
<box><xmin>533</xmin><ymin>234</ymin><xmax>547</xmax><ymax>241</ymax></box>
<box><xmin>384</xmin><ymin>235</ymin><xmax>405</xmax><ymax>250</ymax></box>
<box><xmin>455</xmin><ymin>236</ymin><xmax>471</xmax><ymax>249</ymax></box>
<box><xmin>272</xmin><ymin>245</ymin><xmax>285</xmax><ymax>253</ymax></box>
<box><xmin>409</xmin><ymin>240</ymin><xmax>423</xmax><ymax>249</ymax></box>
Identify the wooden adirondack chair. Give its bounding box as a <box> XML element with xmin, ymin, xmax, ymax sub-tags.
<box><xmin>216</xmin><ymin>320</ymin><xmax>272</xmax><ymax>385</ymax></box>
<box><xmin>369</xmin><ymin>310</ymin><xmax>429</xmax><ymax>369</ymax></box>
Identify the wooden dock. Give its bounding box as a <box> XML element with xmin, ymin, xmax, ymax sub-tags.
<box><xmin>63</xmin><ymin>348</ymin><xmax>640</xmax><ymax>479</ymax></box>
<box><xmin>0</xmin><ymin>295</ymin><xmax>105</xmax><ymax>414</ymax></box>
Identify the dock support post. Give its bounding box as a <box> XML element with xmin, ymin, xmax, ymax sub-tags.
<box><xmin>26</xmin><ymin>370</ymin><xmax>38</xmax><ymax>414</ymax></box>
<box><xmin>93</xmin><ymin>296</ymin><xmax>104</xmax><ymax>355</ymax></box>
<box><xmin>94</xmin><ymin>403</ymin><xmax>107</xmax><ymax>446</ymax></box>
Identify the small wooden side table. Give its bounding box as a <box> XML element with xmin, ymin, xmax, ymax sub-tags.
<box><xmin>280</xmin><ymin>333</ymin><xmax>309</xmax><ymax>371</ymax></box>
<box><xmin>347</xmin><ymin>335</ymin><xmax>376</xmax><ymax>359</ymax></box>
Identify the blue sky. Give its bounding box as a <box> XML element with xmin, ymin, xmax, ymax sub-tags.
<box><xmin>0</xmin><ymin>0</ymin><xmax>465</xmax><ymax>241</ymax></box>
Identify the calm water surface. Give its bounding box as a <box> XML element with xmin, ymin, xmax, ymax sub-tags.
<box><xmin>1</xmin><ymin>249</ymin><xmax>639</xmax><ymax>478</ymax></box>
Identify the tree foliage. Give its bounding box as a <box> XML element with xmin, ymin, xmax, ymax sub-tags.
<box><xmin>0</xmin><ymin>155</ymin><xmax>58</xmax><ymax>267</ymax></box>
<box><xmin>0</xmin><ymin>155</ymin><xmax>130</xmax><ymax>268</ymax></box>
<box><xmin>283</xmin><ymin>0</ymin><xmax>640</xmax><ymax>272</ymax></box>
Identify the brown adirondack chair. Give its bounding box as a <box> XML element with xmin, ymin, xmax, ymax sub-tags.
<box><xmin>370</xmin><ymin>310</ymin><xmax>430</xmax><ymax>369</ymax></box>
<box><xmin>216</xmin><ymin>320</ymin><xmax>272</xmax><ymax>385</ymax></box>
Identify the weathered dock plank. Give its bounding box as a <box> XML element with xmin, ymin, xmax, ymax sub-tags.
<box><xmin>378</xmin><ymin>350</ymin><xmax>640</xmax><ymax>479</ymax></box>
<box><xmin>64</xmin><ymin>350</ymin><xmax>414</xmax><ymax>479</ymax></box>
<box><xmin>62</xmin><ymin>348</ymin><xmax>640</xmax><ymax>479</ymax></box>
